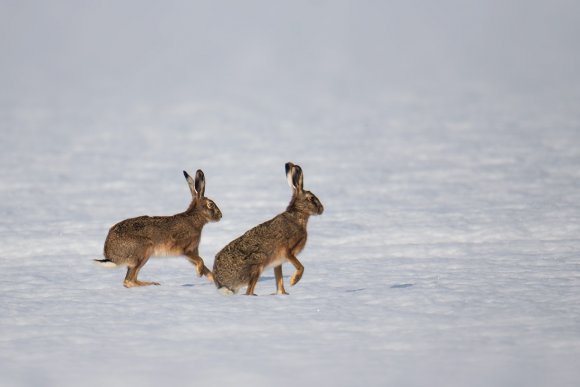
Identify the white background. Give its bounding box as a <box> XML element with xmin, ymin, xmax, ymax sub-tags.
<box><xmin>1</xmin><ymin>1</ymin><xmax>579</xmax><ymax>386</ymax></box>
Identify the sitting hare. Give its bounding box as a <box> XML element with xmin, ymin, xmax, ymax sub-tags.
<box><xmin>95</xmin><ymin>170</ymin><xmax>222</xmax><ymax>288</ymax></box>
<box><xmin>213</xmin><ymin>162</ymin><xmax>324</xmax><ymax>295</ymax></box>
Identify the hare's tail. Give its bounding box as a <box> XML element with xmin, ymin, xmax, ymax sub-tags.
<box><xmin>94</xmin><ymin>258</ymin><xmax>118</xmax><ymax>268</ymax></box>
<box><xmin>217</xmin><ymin>286</ymin><xmax>235</xmax><ymax>296</ymax></box>
<box><xmin>213</xmin><ymin>277</ymin><xmax>235</xmax><ymax>295</ymax></box>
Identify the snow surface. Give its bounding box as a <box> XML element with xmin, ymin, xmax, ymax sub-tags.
<box><xmin>1</xmin><ymin>1</ymin><xmax>580</xmax><ymax>387</ymax></box>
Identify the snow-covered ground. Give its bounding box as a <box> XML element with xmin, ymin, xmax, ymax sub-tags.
<box><xmin>1</xmin><ymin>1</ymin><xmax>580</xmax><ymax>387</ymax></box>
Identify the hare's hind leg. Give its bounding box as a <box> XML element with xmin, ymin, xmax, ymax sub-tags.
<box><xmin>245</xmin><ymin>264</ymin><xmax>263</xmax><ymax>296</ymax></box>
<box><xmin>185</xmin><ymin>252</ymin><xmax>214</xmax><ymax>283</ymax></box>
<box><xmin>245</xmin><ymin>275</ymin><xmax>259</xmax><ymax>296</ymax></box>
<box><xmin>124</xmin><ymin>262</ymin><xmax>160</xmax><ymax>287</ymax></box>
<box><xmin>123</xmin><ymin>239</ymin><xmax>160</xmax><ymax>288</ymax></box>
<box><xmin>273</xmin><ymin>266</ymin><xmax>289</xmax><ymax>295</ymax></box>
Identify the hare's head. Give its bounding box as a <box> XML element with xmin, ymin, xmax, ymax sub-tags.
<box><xmin>184</xmin><ymin>170</ymin><xmax>223</xmax><ymax>222</ymax></box>
<box><xmin>285</xmin><ymin>162</ymin><xmax>324</xmax><ymax>216</ymax></box>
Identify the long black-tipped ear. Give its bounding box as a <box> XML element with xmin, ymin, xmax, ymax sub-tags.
<box><xmin>292</xmin><ymin>165</ymin><xmax>304</xmax><ymax>192</ymax></box>
<box><xmin>286</xmin><ymin>162</ymin><xmax>296</xmax><ymax>190</ymax></box>
<box><xmin>286</xmin><ymin>162</ymin><xmax>303</xmax><ymax>193</ymax></box>
<box><xmin>194</xmin><ymin>169</ymin><xmax>206</xmax><ymax>198</ymax></box>
<box><xmin>184</xmin><ymin>170</ymin><xmax>197</xmax><ymax>197</ymax></box>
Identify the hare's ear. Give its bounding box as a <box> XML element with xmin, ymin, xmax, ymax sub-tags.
<box><xmin>285</xmin><ymin>162</ymin><xmax>295</xmax><ymax>189</ymax></box>
<box><xmin>293</xmin><ymin>165</ymin><xmax>304</xmax><ymax>192</ymax></box>
<box><xmin>183</xmin><ymin>170</ymin><xmax>197</xmax><ymax>198</ymax></box>
<box><xmin>285</xmin><ymin>162</ymin><xmax>303</xmax><ymax>193</ymax></box>
<box><xmin>194</xmin><ymin>169</ymin><xmax>206</xmax><ymax>198</ymax></box>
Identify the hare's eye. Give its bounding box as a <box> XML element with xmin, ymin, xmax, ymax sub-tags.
<box><xmin>207</xmin><ymin>202</ymin><xmax>214</xmax><ymax>209</ymax></box>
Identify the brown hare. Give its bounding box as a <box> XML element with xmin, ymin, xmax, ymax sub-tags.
<box><xmin>95</xmin><ymin>170</ymin><xmax>222</xmax><ymax>288</ymax></box>
<box><xmin>213</xmin><ymin>162</ymin><xmax>323</xmax><ymax>295</ymax></box>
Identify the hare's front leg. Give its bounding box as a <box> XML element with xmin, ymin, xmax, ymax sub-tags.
<box><xmin>287</xmin><ymin>254</ymin><xmax>304</xmax><ymax>286</ymax></box>
<box><xmin>273</xmin><ymin>265</ymin><xmax>289</xmax><ymax>295</ymax></box>
<box><xmin>185</xmin><ymin>252</ymin><xmax>214</xmax><ymax>283</ymax></box>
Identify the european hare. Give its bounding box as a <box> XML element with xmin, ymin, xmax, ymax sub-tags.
<box><xmin>213</xmin><ymin>162</ymin><xmax>324</xmax><ymax>295</ymax></box>
<box><xmin>95</xmin><ymin>170</ymin><xmax>222</xmax><ymax>288</ymax></box>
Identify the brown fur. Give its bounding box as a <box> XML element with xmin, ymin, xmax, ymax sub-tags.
<box><xmin>97</xmin><ymin>170</ymin><xmax>222</xmax><ymax>288</ymax></box>
<box><xmin>213</xmin><ymin>163</ymin><xmax>323</xmax><ymax>295</ymax></box>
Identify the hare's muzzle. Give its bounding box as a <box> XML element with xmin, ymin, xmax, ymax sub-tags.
<box><xmin>317</xmin><ymin>203</ymin><xmax>324</xmax><ymax>215</ymax></box>
<box><xmin>213</xmin><ymin>207</ymin><xmax>223</xmax><ymax>221</ymax></box>
<box><xmin>311</xmin><ymin>195</ymin><xmax>324</xmax><ymax>215</ymax></box>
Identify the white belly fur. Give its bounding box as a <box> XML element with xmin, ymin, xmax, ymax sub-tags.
<box><xmin>152</xmin><ymin>243</ymin><xmax>182</xmax><ymax>257</ymax></box>
<box><xmin>265</xmin><ymin>253</ymin><xmax>287</xmax><ymax>269</ymax></box>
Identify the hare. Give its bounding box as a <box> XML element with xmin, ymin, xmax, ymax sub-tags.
<box><xmin>213</xmin><ymin>162</ymin><xmax>324</xmax><ymax>295</ymax></box>
<box><xmin>95</xmin><ymin>170</ymin><xmax>222</xmax><ymax>288</ymax></box>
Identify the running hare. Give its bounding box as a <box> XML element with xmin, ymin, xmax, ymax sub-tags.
<box><xmin>95</xmin><ymin>170</ymin><xmax>222</xmax><ymax>288</ymax></box>
<box><xmin>213</xmin><ymin>162</ymin><xmax>324</xmax><ymax>295</ymax></box>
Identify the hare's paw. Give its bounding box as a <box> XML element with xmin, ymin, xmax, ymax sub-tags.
<box><xmin>274</xmin><ymin>284</ymin><xmax>289</xmax><ymax>295</ymax></box>
<box><xmin>205</xmin><ymin>271</ymin><xmax>215</xmax><ymax>283</ymax></box>
<box><xmin>124</xmin><ymin>280</ymin><xmax>160</xmax><ymax>288</ymax></box>
<box><xmin>138</xmin><ymin>281</ymin><xmax>160</xmax><ymax>286</ymax></box>
<box><xmin>290</xmin><ymin>270</ymin><xmax>303</xmax><ymax>286</ymax></box>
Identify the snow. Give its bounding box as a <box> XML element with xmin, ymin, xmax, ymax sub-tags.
<box><xmin>1</xmin><ymin>1</ymin><xmax>580</xmax><ymax>387</ymax></box>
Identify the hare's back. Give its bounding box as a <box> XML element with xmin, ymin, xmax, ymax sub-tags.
<box><xmin>216</xmin><ymin>215</ymin><xmax>300</xmax><ymax>264</ymax></box>
<box><xmin>110</xmin><ymin>215</ymin><xmax>172</xmax><ymax>238</ymax></box>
